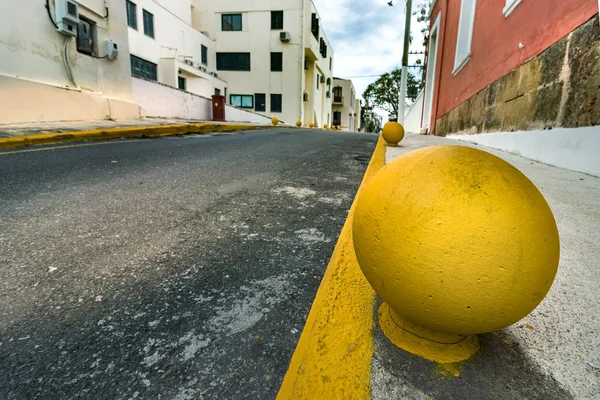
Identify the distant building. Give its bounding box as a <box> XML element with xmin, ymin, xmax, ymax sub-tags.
<box><xmin>332</xmin><ymin>78</ymin><xmax>358</xmax><ymax>131</ymax></box>
<box><xmin>194</xmin><ymin>0</ymin><xmax>335</xmax><ymax>127</ymax></box>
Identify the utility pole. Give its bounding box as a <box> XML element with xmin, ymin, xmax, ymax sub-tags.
<box><xmin>398</xmin><ymin>0</ymin><xmax>412</xmax><ymax>125</ymax></box>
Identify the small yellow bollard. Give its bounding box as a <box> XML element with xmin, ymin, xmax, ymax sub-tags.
<box><xmin>353</xmin><ymin>145</ymin><xmax>560</xmax><ymax>363</ymax></box>
<box><xmin>323</xmin><ymin>124</ymin><xmax>328</xmax><ymax>129</ymax></box>
<box><xmin>337</xmin><ymin>126</ymin><xmax>342</xmax><ymax>131</ymax></box>
<box><xmin>271</xmin><ymin>117</ymin><xmax>279</xmax><ymax>126</ymax></box>
<box><xmin>309</xmin><ymin>122</ymin><xmax>314</xmax><ymax>128</ymax></box>
<box><xmin>381</xmin><ymin>122</ymin><xmax>405</xmax><ymax>146</ymax></box>
<box><xmin>296</xmin><ymin>120</ymin><xmax>302</xmax><ymax>127</ymax></box>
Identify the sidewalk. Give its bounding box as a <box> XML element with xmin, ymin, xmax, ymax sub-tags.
<box><xmin>377</xmin><ymin>135</ymin><xmax>600</xmax><ymax>399</ymax></box>
<box><xmin>279</xmin><ymin>133</ymin><xmax>600</xmax><ymax>399</ymax></box>
<box><xmin>0</xmin><ymin>118</ymin><xmax>277</xmax><ymax>149</ymax></box>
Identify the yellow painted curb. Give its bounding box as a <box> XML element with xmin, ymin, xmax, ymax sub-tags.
<box><xmin>0</xmin><ymin>123</ymin><xmax>276</xmax><ymax>150</ymax></box>
<box><xmin>277</xmin><ymin>136</ymin><xmax>386</xmax><ymax>400</ymax></box>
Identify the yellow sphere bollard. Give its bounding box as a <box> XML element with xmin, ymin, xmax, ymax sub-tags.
<box><xmin>309</xmin><ymin>122</ymin><xmax>314</xmax><ymax>128</ymax></box>
<box><xmin>382</xmin><ymin>121</ymin><xmax>405</xmax><ymax>146</ymax></box>
<box><xmin>324</xmin><ymin>124</ymin><xmax>328</xmax><ymax>129</ymax></box>
<box><xmin>337</xmin><ymin>126</ymin><xmax>342</xmax><ymax>131</ymax></box>
<box><xmin>353</xmin><ymin>145</ymin><xmax>559</xmax><ymax>363</ymax></box>
<box><xmin>296</xmin><ymin>120</ymin><xmax>302</xmax><ymax>127</ymax></box>
<box><xmin>272</xmin><ymin>117</ymin><xmax>279</xmax><ymax>126</ymax></box>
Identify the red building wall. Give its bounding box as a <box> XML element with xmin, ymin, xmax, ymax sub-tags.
<box><xmin>429</xmin><ymin>0</ymin><xmax>598</xmax><ymax>133</ymax></box>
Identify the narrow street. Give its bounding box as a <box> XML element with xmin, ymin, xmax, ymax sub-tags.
<box><xmin>0</xmin><ymin>128</ymin><xmax>376</xmax><ymax>399</ymax></box>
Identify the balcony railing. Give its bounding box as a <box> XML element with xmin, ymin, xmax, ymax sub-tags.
<box><xmin>333</xmin><ymin>95</ymin><xmax>343</xmax><ymax>104</ymax></box>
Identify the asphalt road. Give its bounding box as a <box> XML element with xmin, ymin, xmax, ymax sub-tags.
<box><xmin>0</xmin><ymin>128</ymin><xmax>376</xmax><ymax>399</ymax></box>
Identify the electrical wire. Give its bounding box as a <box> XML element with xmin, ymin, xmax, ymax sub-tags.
<box><xmin>46</xmin><ymin>0</ymin><xmax>58</xmax><ymax>28</ymax></box>
<box><xmin>63</xmin><ymin>36</ymin><xmax>79</xmax><ymax>88</ymax></box>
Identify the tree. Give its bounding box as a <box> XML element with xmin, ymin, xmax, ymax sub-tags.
<box><xmin>362</xmin><ymin>68</ymin><xmax>421</xmax><ymax>119</ymax></box>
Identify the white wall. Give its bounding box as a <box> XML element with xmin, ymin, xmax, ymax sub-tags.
<box><xmin>403</xmin><ymin>89</ymin><xmax>424</xmax><ymax>134</ymax></box>
<box><xmin>0</xmin><ymin>0</ymin><xmax>140</xmax><ymax>123</ymax></box>
<box><xmin>133</xmin><ymin>77</ymin><xmax>271</xmax><ymax>124</ymax></box>
<box><xmin>449</xmin><ymin>126</ymin><xmax>600</xmax><ymax>177</ymax></box>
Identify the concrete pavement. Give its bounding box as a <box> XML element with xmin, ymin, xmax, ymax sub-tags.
<box><xmin>0</xmin><ymin>118</ymin><xmax>280</xmax><ymax>149</ymax></box>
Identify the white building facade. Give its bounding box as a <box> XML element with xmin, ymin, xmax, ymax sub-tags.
<box><xmin>0</xmin><ymin>0</ymin><xmax>140</xmax><ymax>124</ymax></box>
<box><xmin>193</xmin><ymin>0</ymin><xmax>335</xmax><ymax>127</ymax></box>
<box><xmin>331</xmin><ymin>78</ymin><xmax>358</xmax><ymax>131</ymax></box>
<box><xmin>125</xmin><ymin>0</ymin><xmax>227</xmax><ymax>99</ymax></box>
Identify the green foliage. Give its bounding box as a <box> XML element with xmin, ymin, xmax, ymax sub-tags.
<box><xmin>362</xmin><ymin>68</ymin><xmax>421</xmax><ymax>116</ymax></box>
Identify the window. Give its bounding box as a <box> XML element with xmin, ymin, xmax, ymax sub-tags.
<box><xmin>311</xmin><ymin>13</ymin><xmax>319</xmax><ymax>40</ymax></box>
<box><xmin>270</xmin><ymin>52</ymin><xmax>283</xmax><ymax>72</ymax></box>
<box><xmin>216</xmin><ymin>53</ymin><xmax>251</xmax><ymax>71</ymax></box>
<box><xmin>503</xmin><ymin>0</ymin><xmax>523</xmax><ymax>17</ymax></box>
<box><xmin>215</xmin><ymin>88</ymin><xmax>221</xmax><ymax>96</ymax></box>
<box><xmin>222</xmin><ymin>14</ymin><xmax>242</xmax><ymax>31</ymax></box>
<box><xmin>201</xmin><ymin>45</ymin><xmax>208</xmax><ymax>65</ymax></box>
<box><xmin>126</xmin><ymin>1</ymin><xmax>137</xmax><ymax>30</ymax></box>
<box><xmin>333</xmin><ymin>86</ymin><xmax>342</xmax><ymax>103</ymax></box>
<box><xmin>231</xmin><ymin>95</ymin><xmax>254</xmax><ymax>108</ymax></box>
<box><xmin>143</xmin><ymin>10</ymin><xmax>154</xmax><ymax>38</ymax></box>
<box><xmin>270</xmin><ymin>94</ymin><xmax>282</xmax><ymax>113</ymax></box>
<box><xmin>178</xmin><ymin>76</ymin><xmax>186</xmax><ymax>90</ymax></box>
<box><xmin>316</xmin><ymin>74</ymin><xmax>320</xmax><ymax>89</ymax></box>
<box><xmin>453</xmin><ymin>0</ymin><xmax>477</xmax><ymax>75</ymax></box>
<box><xmin>329</xmin><ymin>57</ymin><xmax>332</xmax><ymax>71</ymax></box>
<box><xmin>255</xmin><ymin>93</ymin><xmax>266</xmax><ymax>112</ymax></box>
<box><xmin>319</xmin><ymin>38</ymin><xmax>327</xmax><ymax>58</ymax></box>
<box><xmin>333</xmin><ymin>111</ymin><xmax>342</xmax><ymax>126</ymax></box>
<box><xmin>271</xmin><ymin>11</ymin><xmax>284</xmax><ymax>30</ymax></box>
<box><xmin>130</xmin><ymin>55</ymin><xmax>157</xmax><ymax>81</ymax></box>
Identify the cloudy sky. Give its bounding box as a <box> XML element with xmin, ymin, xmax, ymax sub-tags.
<box><xmin>313</xmin><ymin>0</ymin><xmax>429</xmax><ymax>106</ymax></box>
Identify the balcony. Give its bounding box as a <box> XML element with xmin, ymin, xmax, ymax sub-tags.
<box><xmin>333</xmin><ymin>95</ymin><xmax>344</xmax><ymax>105</ymax></box>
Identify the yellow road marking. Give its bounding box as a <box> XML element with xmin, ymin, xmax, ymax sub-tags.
<box><xmin>277</xmin><ymin>137</ymin><xmax>386</xmax><ymax>400</ymax></box>
<box><xmin>0</xmin><ymin>139</ymin><xmax>142</xmax><ymax>155</ymax></box>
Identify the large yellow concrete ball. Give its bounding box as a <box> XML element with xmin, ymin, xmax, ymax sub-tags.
<box><xmin>309</xmin><ymin>122</ymin><xmax>314</xmax><ymax>128</ymax></box>
<box><xmin>352</xmin><ymin>145</ymin><xmax>560</xmax><ymax>334</ymax></box>
<box><xmin>296</xmin><ymin>120</ymin><xmax>302</xmax><ymax>127</ymax></box>
<box><xmin>272</xmin><ymin>117</ymin><xmax>279</xmax><ymax>126</ymax></box>
<box><xmin>382</xmin><ymin>122</ymin><xmax>405</xmax><ymax>146</ymax></box>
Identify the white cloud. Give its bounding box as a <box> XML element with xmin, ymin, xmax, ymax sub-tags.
<box><xmin>314</xmin><ymin>0</ymin><xmax>429</xmax><ymax>118</ymax></box>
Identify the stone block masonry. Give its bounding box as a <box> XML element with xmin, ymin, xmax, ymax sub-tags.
<box><xmin>435</xmin><ymin>15</ymin><xmax>600</xmax><ymax>136</ymax></box>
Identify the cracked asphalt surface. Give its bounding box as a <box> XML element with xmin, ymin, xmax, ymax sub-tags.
<box><xmin>0</xmin><ymin>128</ymin><xmax>376</xmax><ymax>399</ymax></box>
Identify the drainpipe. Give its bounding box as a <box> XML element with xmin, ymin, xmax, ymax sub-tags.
<box><xmin>299</xmin><ymin>0</ymin><xmax>305</xmax><ymax>122</ymax></box>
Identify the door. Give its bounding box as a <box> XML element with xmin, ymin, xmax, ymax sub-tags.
<box><xmin>422</xmin><ymin>14</ymin><xmax>441</xmax><ymax>132</ymax></box>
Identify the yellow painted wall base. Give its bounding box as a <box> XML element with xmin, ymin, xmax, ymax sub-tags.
<box><xmin>378</xmin><ymin>303</ymin><xmax>479</xmax><ymax>364</ymax></box>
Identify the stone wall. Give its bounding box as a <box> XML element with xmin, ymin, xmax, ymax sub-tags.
<box><xmin>435</xmin><ymin>15</ymin><xmax>600</xmax><ymax>136</ymax></box>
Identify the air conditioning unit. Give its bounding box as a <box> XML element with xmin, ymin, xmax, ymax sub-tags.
<box><xmin>55</xmin><ymin>0</ymin><xmax>80</xmax><ymax>37</ymax></box>
<box><xmin>326</xmin><ymin>77</ymin><xmax>331</xmax><ymax>85</ymax></box>
<box><xmin>185</xmin><ymin>59</ymin><xmax>194</xmax><ymax>66</ymax></box>
<box><xmin>199</xmin><ymin>66</ymin><xmax>207</xmax><ymax>72</ymax></box>
<box><xmin>303</xmin><ymin>92</ymin><xmax>309</xmax><ymax>102</ymax></box>
<box><xmin>210</xmin><ymin>72</ymin><xmax>218</xmax><ymax>78</ymax></box>
<box><xmin>320</xmin><ymin>75</ymin><xmax>325</xmax><ymax>84</ymax></box>
<box><xmin>280</xmin><ymin>31</ymin><xmax>291</xmax><ymax>42</ymax></box>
